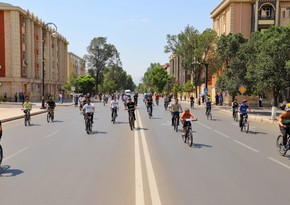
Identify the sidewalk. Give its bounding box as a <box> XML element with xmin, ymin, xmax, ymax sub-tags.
<box><xmin>179</xmin><ymin>100</ymin><xmax>283</xmax><ymax>125</ymax></box>
<box><xmin>0</xmin><ymin>101</ymin><xmax>74</xmax><ymax>123</ymax></box>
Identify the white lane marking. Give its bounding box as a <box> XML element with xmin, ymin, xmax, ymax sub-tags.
<box><xmin>268</xmin><ymin>157</ymin><xmax>290</xmax><ymax>170</ymax></box>
<box><xmin>45</xmin><ymin>130</ymin><xmax>61</xmax><ymax>138</ymax></box>
<box><xmin>197</xmin><ymin>122</ymin><xmax>212</xmax><ymax>130</ymax></box>
<box><xmin>137</xmin><ymin>110</ymin><xmax>162</xmax><ymax>205</ymax></box>
<box><xmin>232</xmin><ymin>123</ymin><xmax>238</xmax><ymax>126</ymax></box>
<box><xmin>214</xmin><ymin>130</ymin><xmax>230</xmax><ymax>139</ymax></box>
<box><xmin>3</xmin><ymin>147</ymin><xmax>29</xmax><ymax>162</ymax></box>
<box><xmin>234</xmin><ymin>140</ymin><xmax>259</xmax><ymax>153</ymax></box>
<box><xmin>135</xmin><ymin>122</ymin><xmax>145</xmax><ymax>205</ymax></box>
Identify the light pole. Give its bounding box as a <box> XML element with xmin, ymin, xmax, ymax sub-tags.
<box><xmin>40</xmin><ymin>22</ymin><xmax>58</xmax><ymax>109</ymax></box>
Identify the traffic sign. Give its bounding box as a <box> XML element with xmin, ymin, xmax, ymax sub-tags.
<box><xmin>239</xmin><ymin>86</ymin><xmax>246</xmax><ymax>95</ymax></box>
<box><xmin>204</xmin><ymin>88</ymin><xmax>208</xmax><ymax>93</ymax></box>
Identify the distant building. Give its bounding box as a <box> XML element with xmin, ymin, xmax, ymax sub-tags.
<box><xmin>67</xmin><ymin>52</ymin><xmax>86</xmax><ymax>77</ymax></box>
<box><xmin>0</xmin><ymin>3</ymin><xmax>68</xmax><ymax>101</ymax></box>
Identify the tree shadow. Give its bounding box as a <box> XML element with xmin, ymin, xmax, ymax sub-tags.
<box><xmin>0</xmin><ymin>165</ymin><xmax>24</xmax><ymax>177</ymax></box>
<box><xmin>210</xmin><ymin>119</ymin><xmax>222</xmax><ymax>121</ymax></box>
<box><xmin>246</xmin><ymin>131</ymin><xmax>267</xmax><ymax>135</ymax></box>
<box><xmin>136</xmin><ymin>127</ymin><xmax>149</xmax><ymax>131</ymax></box>
<box><xmin>50</xmin><ymin>120</ymin><xmax>63</xmax><ymax>123</ymax></box>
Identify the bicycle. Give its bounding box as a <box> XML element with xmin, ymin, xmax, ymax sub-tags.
<box><xmin>23</xmin><ymin>109</ymin><xmax>31</xmax><ymax>126</ymax></box>
<box><xmin>276</xmin><ymin>125</ymin><xmax>290</xmax><ymax>156</ymax></box>
<box><xmin>126</xmin><ymin>108</ymin><xmax>135</xmax><ymax>131</ymax></box>
<box><xmin>240</xmin><ymin>114</ymin><xmax>249</xmax><ymax>133</ymax></box>
<box><xmin>206</xmin><ymin>108</ymin><xmax>212</xmax><ymax>120</ymax></box>
<box><xmin>164</xmin><ymin>101</ymin><xmax>169</xmax><ymax>111</ymax></box>
<box><xmin>84</xmin><ymin>113</ymin><xmax>93</xmax><ymax>134</ymax></box>
<box><xmin>156</xmin><ymin>99</ymin><xmax>159</xmax><ymax>106</ymax></box>
<box><xmin>112</xmin><ymin>108</ymin><xmax>118</xmax><ymax>124</ymax></box>
<box><xmin>172</xmin><ymin>112</ymin><xmax>180</xmax><ymax>132</ymax></box>
<box><xmin>47</xmin><ymin>108</ymin><xmax>54</xmax><ymax>123</ymax></box>
<box><xmin>147</xmin><ymin>106</ymin><xmax>153</xmax><ymax>119</ymax></box>
<box><xmin>190</xmin><ymin>100</ymin><xmax>194</xmax><ymax>109</ymax></box>
<box><xmin>233</xmin><ymin>108</ymin><xmax>239</xmax><ymax>122</ymax></box>
<box><xmin>182</xmin><ymin>118</ymin><xmax>196</xmax><ymax>147</ymax></box>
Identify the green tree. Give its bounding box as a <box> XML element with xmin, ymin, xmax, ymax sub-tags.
<box><xmin>215</xmin><ymin>33</ymin><xmax>249</xmax><ymax>100</ymax></box>
<box><xmin>246</xmin><ymin>26</ymin><xmax>290</xmax><ymax>107</ymax></box>
<box><xmin>172</xmin><ymin>83</ymin><xmax>181</xmax><ymax>99</ymax></box>
<box><xmin>76</xmin><ymin>75</ymin><xmax>95</xmax><ymax>94</ymax></box>
<box><xmin>183</xmin><ymin>80</ymin><xmax>194</xmax><ymax>96</ymax></box>
<box><xmin>63</xmin><ymin>73</ymin><xmax>79</xmax><ymax>93</ymax></box>
<box><xmin>84</xmin><ymin>37</ymin><xmax>121</xmax><ymax>94</ymax></box>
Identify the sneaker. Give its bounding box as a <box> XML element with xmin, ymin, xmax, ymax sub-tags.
<box><xmin>283</xmin><ymin>145</ymin><xmax>288</xmax><ymax>151</ymax></box>
<box><xmin>111</xmin><ymin>119</ymin><xmax>113</xmax><ymax>122</ymax></box>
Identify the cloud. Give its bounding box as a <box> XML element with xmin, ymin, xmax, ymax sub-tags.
<box><xmin>122</xmin><ymin>18</ymin><xmax>149</xmax><ymax>24</ymax></box>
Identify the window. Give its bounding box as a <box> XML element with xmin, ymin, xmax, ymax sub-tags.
<box><xmin>261</xmin><ymin>6</ymin><xmax>273</xmax><ymax>19</ymax></box>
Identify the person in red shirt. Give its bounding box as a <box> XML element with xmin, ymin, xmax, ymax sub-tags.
<box><xmin>155</xmin><ymin>93</ymin><xmax>160</xmax><ymax>106</ymax></box>
<box><xmin>180</xmin><ymin>108</ymin><xmax>197</xmax><ymax>136</ymax></box>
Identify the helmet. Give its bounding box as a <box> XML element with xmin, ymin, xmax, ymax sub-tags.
<box><xmin>285</xmin><ymin>103</ymin><xmax>290</xmax><ymax>111</ymax></box>
<box><xmin>242</xmin><ymin>99</ymin><xmax>247</xmax><ymax>103</ymax></box>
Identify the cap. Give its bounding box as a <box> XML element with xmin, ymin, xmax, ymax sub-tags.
<box><xmin>242</xmin><ymin>99</ymin><xmax>247</xmax><ymax>103</ymax></box>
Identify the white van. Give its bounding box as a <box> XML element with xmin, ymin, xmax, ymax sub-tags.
<box><xmin>125</xmin><ymin>89</ymin><xmax>131</xmax><ymax>97</ymax></box>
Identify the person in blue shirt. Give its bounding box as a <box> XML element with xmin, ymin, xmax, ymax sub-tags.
<box><xmin>238</xmin><ymin>100</ymin><xmax>252</xmax><ymax>128</ymax></box>
<box><xmin>205</xmin><ymin>95</ymin><xmax>212</xmax><ymax>115</ymax></box>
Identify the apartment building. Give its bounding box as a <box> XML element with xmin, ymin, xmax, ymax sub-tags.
<box><xmin>0</xmin><ymin>3</ymin><xmax>68</xmax><ymax>101</ymax></box>
<box><xmin>168</xmin><ymin>55</ymin><xmax>191</xmax><ymax>88</ymax></box>
<box><xmin>67</xmin><ymin>52</ymin><xmax>86</xmax><ymax>77</ymax></box>
<box><xmin>211</xmin><ymin>0</ymin><xmax>290</xmax><ymax>103</ymax></box>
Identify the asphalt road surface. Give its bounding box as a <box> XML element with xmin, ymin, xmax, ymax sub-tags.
<box><xmin>1</xmin><ymin>98</ymin><xmax>290</xmax><ymax>205</ymax></box>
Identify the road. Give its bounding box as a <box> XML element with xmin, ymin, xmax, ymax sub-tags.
<box><xmin>0</xmin><ymin>98</ymin><xmax>290</xmax><ymax>205</ymax></box>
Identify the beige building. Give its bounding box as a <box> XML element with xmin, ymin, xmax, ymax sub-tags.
<box><xmin>0</xmin><ymin>3</ymin><xmax>68</xmax><ymax>101</ymax></box>
<box><xmin>211</xmin><ymin>0</ymin><xmax>290</xmax><ymax>104</ymax></box>
<box><xmin>212</xmin><ymin>0</ymin><xmax>290</xmax><ymax>38</ymax></box>
<box><xmin>67</xmin><ymin>52</ymin><xmax>85</xmax><ymax>77</ymax></box>
<box><xmin>168</xmin><ymin>55</ymin><xmax>191</xmax><ymax>87</ymax></box>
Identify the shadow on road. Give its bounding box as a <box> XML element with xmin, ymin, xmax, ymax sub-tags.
<box><xmin>0</xmin><ymin>165</ymin><xmax>24</xmax><ymax>177</ymax></box>
<box><xmin>246</xmin><ymin>131</ymin><xmax>267</xmax><ymax>135</ymax></box>
<box><xmin>192</xmin><ymin>143</ymin><xmax>213</xmax><ymax>149</ymax></box>
<box><xmin>136</xmin><ymin>127</ymin><xmax>149</xmax><ymax>131</ymax></box>
<box><xmin>210</xmin><ymin>119</ymin><xmax>222</xmax><ymax>121</ymax></box>
<box><xmin>49</xmin><ymin>120</ymin><xmax>63</xmax><ymax>123</ymax></box>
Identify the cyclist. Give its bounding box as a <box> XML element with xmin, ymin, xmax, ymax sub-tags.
<box><xmin>110</xmin><ymin>95</ymin><xmax>119</xmax><ymax>122</ymax></box>
<box><xmin>45</xmin><ymin>97</ymin><xmax>56</xmax><ymax>120</ymax></box>
<box><xmin>155</xmin><ymin>93</ymin><xmax>160</xmax><ymax>106</ymax></box>
<box><xmin>278</xmin><ymin>103</ymin><xmax>290</xmax><ymax>150</ymax></box>
<box><xmin>164</xmin><ymin>94</ymin><xmax>169</xmax><ymax>110</ymax></box>
<box><xmin>238</xmin><ymin>99</ymin><xmax>252</xmax><ymax>129</ymax></box>
<box><xmin>22</xmin><ymin>96</ymin><xmax>32</xmax><ymax>118</ymax></box>
<box><xmin>82</xmin><ymin>98</ymin><xmax>95</xmax><ymax>123</ymax></box>
<box><xmin>146</xmin><ymin>94</ymin><xmax>154</xmax><ymax>116</ymax></box>
<box><xmin>232</xmin><ymin>99</ymin><xmax>239</xmax><ymax>118</ymax></box>
<box><xmin>205</xmin><ymin>96</ymin><xmax>212</xmax><ymax>116</ymax></box>
<box><xmin>133</xmin><ymin>93</ymin><xmax>138</xmax><ymax>106</ymax></box>
<box><xmin>125</xmin><ymin>97</ymin><xmax>136</xmax><ymax>121</ymax></box>
<box><xmin>190</xmin><ymin>95</ymin><xmax>195</xmax><ymax>109</ymax></box>
<box><xmin>170</xmin><ymin>98</ymin><xmax>183</xmax><ymax>126</ymax></box>
<box><xmin>180</xmin><ymin>108</ymin><xmax>197</xmax><ymax>136</ymax></box>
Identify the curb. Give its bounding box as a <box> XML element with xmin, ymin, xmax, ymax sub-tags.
<box><xmin>1</xmin><ymin>110</ymin><xmax>47</xmax><ymax>123</ymax></box>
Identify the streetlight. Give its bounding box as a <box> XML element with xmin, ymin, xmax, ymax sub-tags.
<box><xmin>40</xmin><ymin>22</ymin><xmax>58</xmax><ymax>109</ymax></box>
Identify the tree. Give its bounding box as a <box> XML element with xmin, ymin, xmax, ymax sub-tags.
<box><xmin>172</xmin><ymin>83</ymin><xmax>181</xmax><ymax>99</ymax></box>
<box><xmin>76</xmin><ymin>75</ymin><xmax>95</xmax><ymax>94</ymax></box>
<box><xmin>183</xmin><ymin>80</ymin><xmax>194</xmax><ymax>97</ymax></box>
<box><xmin>215</xmin><ymin>33</ymin><xmax>249</xmax><ymax>101</ymax></box>
<box><xmin>63</xmin><ymin>73</ymin><xmax>79</xmax><ymax>93</ymax></box>
<box><xmin>246</xmin><ymin>26</ymin><xmax>290</xmax><ymax>109</ymax></box>
<box><xmin>84</xmin><ymin>37</ymin><xmax>121</xmax><ymax>94</ymax></box>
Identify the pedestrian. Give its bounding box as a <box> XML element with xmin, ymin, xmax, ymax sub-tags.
<box><xmin>215</xmin><ymin>94</ymin><xmax>219</xmax><ymax>105</ymax></box>
<box><xmin>219</xmin><ymin>93</ymin><xmax>223</xmax><ymax>106</ymax></box>
<box><xmin>59</xmin><ymin>93</ymin><xmax>63</xmax><ymax>104</ymax></box>
<box><xmin>0</xmin><ymin>120</ymin><xmax>2</xmax><ymax>140</ymax></box>
<box><xmin>3</xmin><ymin>93</ymin><xmax>7</xmax><ymax>101</ymax></box>
<box><xmin>259</xmin><ymin>95</ymin><xmax>263</xmax><ymax>107</ymax></box>
<box><xmin>19</xmin><ymin>92</ymin><xmax>24</xmax><ymax>104</ymax></box>
<box><xmin>14</xmin><ymin>92</ymin><xmax>18</xmax><ymax>102</ymax></box>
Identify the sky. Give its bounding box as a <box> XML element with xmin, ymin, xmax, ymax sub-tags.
<box><xmin>4</xmin><ymin>0</ymin><xmax>222</xmax><ymax>84</ymax></box>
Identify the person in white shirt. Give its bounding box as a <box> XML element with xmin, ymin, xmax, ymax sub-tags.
<box><xmin>110</xmin><ymin>96</ymin><xmax>119</xmax><ymax>121</ymax></box>
<box><xmin>82</xmin><ymin>98</ymin><xmax>95</xmax><ymax>123</ymax></box>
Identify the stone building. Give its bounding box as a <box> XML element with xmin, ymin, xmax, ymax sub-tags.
<box><xmin>0</xmin><ymin>3</ymin><xmax>68</xmax><ymax>101</ymax></box>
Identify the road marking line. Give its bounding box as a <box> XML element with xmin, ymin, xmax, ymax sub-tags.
<box><xmin>232</xmin><ymin>123</ymin><xmax>238</xmax><ymax>126</ymax></box>
<box><xmin>214</xmin><ymin>130</ymin><xmax>230</xmax><ymax>139</ymax></box>
<box><xmin>137</xmin><ymin>110</ymin><xmax>162</xmax><ymax>205</ymax></box>
<box><xmin>45</xmin><ymin>130</ymin><xmax>61</xmax><ymax>138</ymax></box>
<box><xmin>3</xmin><ymin>147</ymin><xmax>29</xmax><ymax>162</ymax></box>
<box><xmin>268</xmin><ymin>157</ymin><xmax>290</xmax><ymax>170</ymax></box>
<box><xmin>234</xmin><ymin>140</ymin><xmax>259</xmax><ymax>153</ymax></box>
<box><xmin>197</xmin><ymin>122</ymin><xmax>212</xmax><ymax>130</ymax></box>
<box><xmin>135</xmin><ymin>120</ymin><xmax>145</xmax><ymax>205</ymax></box>
<box><xmin>69</xmin><ymin>121</ymin><xmax>77</xmax><ymax>126</ymax></box>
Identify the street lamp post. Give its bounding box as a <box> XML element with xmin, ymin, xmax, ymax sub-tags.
<box><xmin>192</xmin><ymin>60</ymin><xmax>209</xmax><ymax>91</ymax></box>
<box><xmin>40</xmin><ymin>22</ymin><xmax>58</xmax><ymax>109</ymax></box>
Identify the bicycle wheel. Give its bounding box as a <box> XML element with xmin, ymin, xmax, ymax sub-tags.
<box><xmin>209</xmin><ymin>113</ymin><xmax>212</xmax><ymax>120</ymax></box>
<box><xmin>24</xmin><ymin>115</ymin><xmax>27</xmax><ymax>126</ymax></box>
<box><xmin>0</xmin><ymin>144</ymin><xmax>3</xmax><ymax>166</ymax></box>
<box><xmin>174</xmin><ymin>117</ymin><xmax>178</xmax><ymax>132</ymax></box>
<box><xmin>89</xmin><ymin>119</ymin><xmax>92</xmax><ymax>133</ymax></box>
<box><xmin>149</xmin><ymin>108</ymin><xmax>152</xmax><ymax>119</ymax></box>
<box><xmin>85</xmin><ymin>119</ymin><xmax>90</xmax><ymax>134</ymax></box>
<box><xmin>234</xmin><ymin>113</ymin><xmax>238</xmax><ymax>122</ymax></box>
<box><xmin>187</xmin><ymin>131</ymin><xmax>193</xmax><ymax>147</ymax></box>
<box><xmin>129</xmin><ymin>116</ymin><xmax>134</xmax><ymax>130</ymax></box>
<box><xmin>276</xmin><ymin>135</ymin><xmax>287</xmax><ymax>156</ymax></box>
<box><xmin>47</xmin><ymin>112</ymin><xmax>50</xmax><ymax>123</ymax></box>
<box><xmin>113</xmin><ymin>112</ymin><xmax>116</xmax><ymax>124</ymax></box>
<box><xmin>245</xmin><ymin>121</ymin><xmax>249</xmax><ymax>133</ymax></box>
